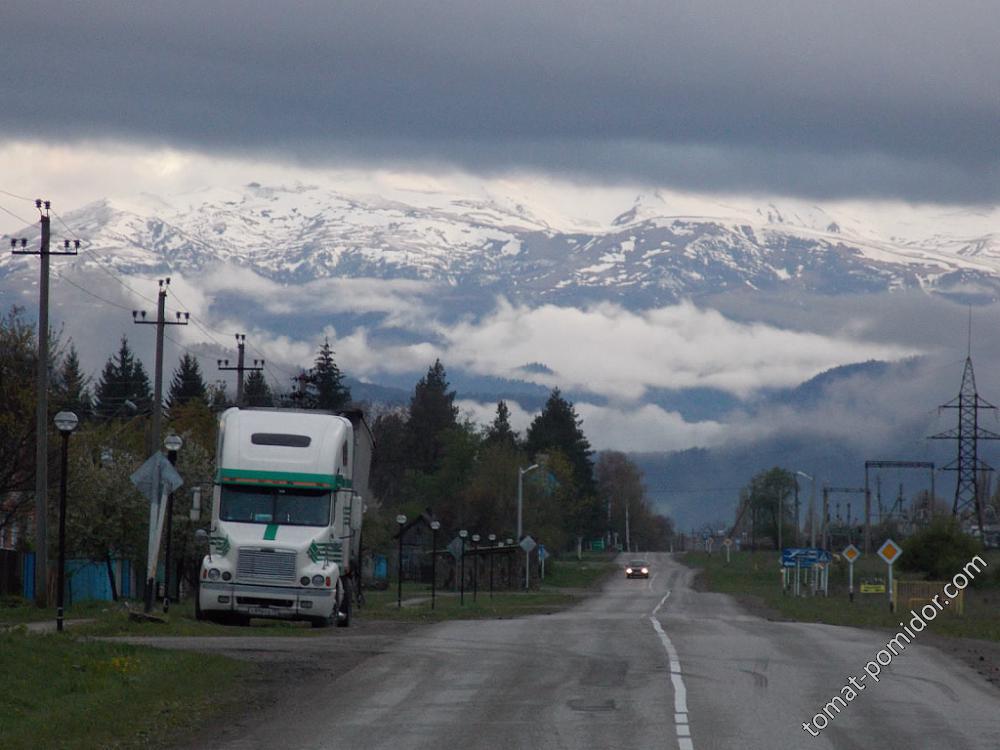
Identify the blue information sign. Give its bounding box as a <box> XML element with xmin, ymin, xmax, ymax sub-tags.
<box><xmin>781</xmin><ymin>547</ymin><xmax>832</xmax><ymax>568</ymax></box>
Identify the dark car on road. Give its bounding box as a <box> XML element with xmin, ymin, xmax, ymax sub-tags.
<box><xmin>625</xmin><ymin>560</ymin><xmax>649</xmax><ymax>579</ymax></box>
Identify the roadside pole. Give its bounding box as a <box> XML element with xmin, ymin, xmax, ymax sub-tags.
<box><xmin>843</xmin><ymin>544</ymin><xmax>860</xmax><ymax>603</ymax></box>
<box><xmin>877</xmin><ymin>539</ymin><xmax>901</xmax><ymax>612</ymax></box>
<box><xmin>520</xmin><ymin>536</ymin><xmax>536</xmax><ymax>590</ymax></box>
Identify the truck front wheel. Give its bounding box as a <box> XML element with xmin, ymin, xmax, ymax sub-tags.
<box><xmin>337</xmin><ymin>578</ymin><xmax>352</xmax><ymax>628</ymax></box>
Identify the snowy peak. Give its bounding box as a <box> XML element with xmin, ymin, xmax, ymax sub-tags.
<box><xmin>4</xmin><ymin>183</ymin><xmax>1000</xmax><ymax>305</ymax></box>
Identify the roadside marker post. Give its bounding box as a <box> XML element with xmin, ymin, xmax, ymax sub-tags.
<box><xmin>842</xmin><ymin>544</ymin><xmax>861</xmax><ymax>603</ymax></box>
<box><xmin>877</xmin><ymin>539</ymin><xmax>902</xmax><ymax>612</ymax></box>
<box><xmin>722</xmin><ymin>537</ymin><xmax>732</xmax><ymax>564</ymax></box>
<box><xmin>520</xmin><ymin>535</ymin><xmax>537</xmax><ymax>590</ymax></box>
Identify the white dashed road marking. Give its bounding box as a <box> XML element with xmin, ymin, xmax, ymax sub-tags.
<box><xmin>650</xmin><ymin>591</ymin><xmax>694</xmax><ymax>750</ymax></box>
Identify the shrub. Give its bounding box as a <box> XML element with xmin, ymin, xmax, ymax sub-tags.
<box><xmin>899</xmin><ymin>517</ymin><xmax>983</xmax><ymax>581</ymax></box>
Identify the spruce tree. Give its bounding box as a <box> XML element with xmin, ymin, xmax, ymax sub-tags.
<box><xmin>54</xmin><ymin>344</ymin><xmax>93</xmax><ymax>419</ymax></box>
<box><xmin>244</xmin><ymin>370</ymin><xmax>274</xmax><ymax>407</ymax></box>
<box><xmin>525</xmin><ymin>388</ymin><xmax>595</xmax><ymax>495</ymax></box>
<box><xmin>407</xmin><ymin>359</ymin><xmax>458</xmax><ymax>474</ymax></box>
<box><xmin>94</xmin><ymin>337</ymin><xmax>152</xmax><ymax>419</ymax></box>
<box><xmin>167</xmin><ymin>353</ymin><xmax>208</xmax><ymax>409</ymax></box>
<box><xmin>311</xmin><ymin>338</ymin><xmax>351</xmax><ymax>411</ymax></box>
<box><xmin>485</xmin><ymin>399</ymin><xmax>518</xmax><ymax>449</ymax></box>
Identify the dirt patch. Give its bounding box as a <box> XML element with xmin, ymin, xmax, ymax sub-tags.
<box><xmin>107</xmin><ymin>619</ymin><xmax>419</xmax><ymax>749</ymax></box>
<box><xmin>918</xmin><ymin>633</ymin><xmax>1000</xmax><ymax>691</ymax></box>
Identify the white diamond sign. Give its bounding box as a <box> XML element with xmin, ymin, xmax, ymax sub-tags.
<box><xmin>519</xmin><ymin>535</ymin><xmax>537</xmax><ymax>553</ymax></box>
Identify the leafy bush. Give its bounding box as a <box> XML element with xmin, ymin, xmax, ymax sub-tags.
<box><xmin>899</xmin><ymin>517</ymin><xmax>983</xmax><ymax>580</ymax></box>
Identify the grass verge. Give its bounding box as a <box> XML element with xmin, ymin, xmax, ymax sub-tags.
<box><xmin>360</xmin><ymin>556</ymin><xmax>618</xmax><ymax>623</ymax></box>
<box><xmin>683</xmin><ymin>550</ymin><xmax>1000</xmax><ymax>641</ymax></box>
<box><xmin>0</xmin><ymin>630</ymin><xmax>250</xmax><ymax>750</ymax></box>
<box><xmin>4</xmin><ymin>557</ymin><xmax>619</xmax><ymax>634</ymax></box>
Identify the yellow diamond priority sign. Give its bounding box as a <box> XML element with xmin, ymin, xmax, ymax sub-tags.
<box><xmin>842</xmin><ymin>544</ymin><xmax>861</xmax><ymax>563</ymax></box>
<box><xmin>877</xmin><ymin>538</ymin><xmax>902</xmax><ymax>565</ymax></box>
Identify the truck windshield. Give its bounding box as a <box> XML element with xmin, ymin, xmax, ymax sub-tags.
<box><xmin>219</xmin><ymin>485</ymin><xmax>331</xmax><ymax>526</ymax></box>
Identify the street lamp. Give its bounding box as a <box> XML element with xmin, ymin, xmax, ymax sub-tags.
<box><xmin>395</xmin><ymin>514</ymin><xmax>407</xmax><ymax>609</ymax></box>
<box><xmin>517</xmin><ymin>456</ymin><xmax>546</xmax><ymax>542</ymax></box>
<box><xmin>459</xmin><ymin>530</ymin><xmax>468</xmax><ymax>606</ymax></box>
<box><xmin>53</xmin><ymin>411</ymin><xmax>78</xmax><ymax>633</ymax></box>
<box><xmin>472</xmin><ymin>534</ymin><xmax>480</xmax><ymax>602</ymax></box>
<box><xmin>162</xmin><ymin>434</ymin><xmax>183</xmax><ymax>613</ymax></box>
<box><xmin>796</xmin><ymin>471</ymin><xmax>815</xmax><ymax>548</ymax></box>
<box><xmin>430</xmin><ymin>520</ymin><xmax>440</xmax><ymax>610</ymax></box>
<box><xmin>488</xmin><ymin>533</ymin><xmax>496</xmax><ymax>598</ymax></box>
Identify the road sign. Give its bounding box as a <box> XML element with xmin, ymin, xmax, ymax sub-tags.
<box><xmin>860</xmin><ymin>583</ymin><xmax>886</xmax><ymax>594</ymax></box>
<box><xmin>781</xmin><ymin>547</ymin><xmax>831</xmax><ymax>568</ymax></box>
<box><xmin>590</xmin><ymin>539</ymin><xmax>605</xmax><ymax>551</ymax></box>
<box><xmin>877</xmin><ymin>539</ymin><xmax>902</xmax><ymax>565</ymax></box>
<box><xmin>842</xmin><ymin>544</ymin><xmax>861</xmax><ymax>602</ymax></box>
<box><xmin>538</xmin><ymin>544</ymin><xmax>548</xmax><ymax>562</ymax></box>
<box><xmin>877</xmin><ymin>539</ymin><xmax>902</xmax><ymax>611</ymax></box>
<box><xmin>519</xmin><ymin>535</ymin><xmax>537</xmax><ymax>553</ymax></box>
<box><xmin>722</xmin><ymin>538</ymin><xmax>732</xmax><ymax>547</ymax></box>
<box><xmin>447</xmin><ymin>537</ymin><xmax>464</xmax><ymax>560</ymax></box>
<box><xmin>130</xmin><ymin>453</ymin><xmax>183</xmax><ymax>504</ymax></box>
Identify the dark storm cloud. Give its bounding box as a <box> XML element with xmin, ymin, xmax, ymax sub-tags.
<box><xmin>4</xmin><ymin>1</ymin><xmax>998</xmax><ymax>201</ymax></box>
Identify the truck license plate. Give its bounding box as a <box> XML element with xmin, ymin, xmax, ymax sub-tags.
<box><xmin>248</xmin><ymin>606</ymin><xmax>277</xmax><ymax>616</ymax></box>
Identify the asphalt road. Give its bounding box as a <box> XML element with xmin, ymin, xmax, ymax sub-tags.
<box><xmin>207</xmin><ymin>553</ymin><xmax>1000</xmax><ymax>750</ymax></box>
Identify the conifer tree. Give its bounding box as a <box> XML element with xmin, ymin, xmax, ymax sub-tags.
<box><xmin>311</xmin><ymin>338</ymin><xmax>351</xmax><ymax>411</ymax></box>
<box><xmin>485</xmin><ymin>399</ymin><xmax>518</xmax><ymax>449</ymax></box>
<box><xmin>407</xmin><ymin>359</ymin><xmax>458</xmax><ymax>474</ymax></box>
<box><xmin>54</xmin><ymin>344</ymin><xmax>93</xmax><ymax>419</ymax></box>
<box><xmin>525</xmin><ymin>388</ymin><xmax>595</xmax><ymax>495</ymax></box>
<box><xmin>167</xmin><ymin>353</ymin><xmax>208</xmax><ymax>409</ymax></box>
<box><xmin>94</xmin><ymin>337</ymin><xmax>152</xmax><ymax>419</ymax></box>
<box><xmin>244</xmin><ymin>370</ymin><xmax>274</xmax><ymax>408</ymax></box>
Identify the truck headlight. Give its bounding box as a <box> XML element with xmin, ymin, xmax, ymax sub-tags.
<box><xmin>222</xmin><ymin>571</ymin><xmax>232</xmax><ymax>581</ymax></box>
<box><xmin>208</xmin><ymin>568</ymin><xmax>221</xmax><ymax>581</ymax></box>
<box><xmin>300</xmin><ymin>576</ymin><xmax>310</xmax><ymax>586</ymax></box>
<box><xmin>311</xmin><ymin>574</ymin><xmax>325</xmax><ymax>586</ymax></box>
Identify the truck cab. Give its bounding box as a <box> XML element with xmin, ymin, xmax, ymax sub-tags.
<box><xmin>197</xmin><ymin>408</ymin><xmax>372</xmax><ymax>627</ymax></box>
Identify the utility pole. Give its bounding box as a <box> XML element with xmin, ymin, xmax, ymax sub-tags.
<box><xmin>218</xmin><ymin>333</ymin><xmax>264</xmax><ymax>407</ymax></box>
<box><xmin>11</xmin><ymin>200</ymin><xmax>78</xmax><ymax>607</ymax></box>
<box><xmin>624</xmin><ymin>500</ymin><xmax>631</xmax><ymax>553</ymax></box>
<box><xmin>133</xmin><ymin>279</ymin><xmax>188</xmax><ymax>610</ymax></box>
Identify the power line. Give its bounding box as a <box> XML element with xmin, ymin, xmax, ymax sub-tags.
<box><xmin>0</xmin><ymin>202</ymin><xmax>34</xmax><ymax>227</ymax></box>
<box><xmin>50</xmin><ymin>269</ymin><xmax>136</xmax><ymax>312</ymax></box>
<box><xmin>0</xmin><ymin>188</ymin><xmax>34</xmax><ymax>203</ymax></box>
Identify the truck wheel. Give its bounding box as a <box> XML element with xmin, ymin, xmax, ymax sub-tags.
<box><xmin>194</xmin><ymin>587</ymin><xmax>205</xmax><ymax>621</ymax></box>
<box><xmin>337</xmin><ymin>578</ymin><xmax>352</xmax><ymax>628</ymax></box>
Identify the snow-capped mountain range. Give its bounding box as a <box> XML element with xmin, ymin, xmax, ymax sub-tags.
<box><xmin>3</xmin><ymin>183</ymin><xmax>999</xmax><ymax>307</ymax></box>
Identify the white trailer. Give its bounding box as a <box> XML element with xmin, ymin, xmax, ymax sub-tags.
<box><xmin>197</xmin><ymin>408</ymin><xmax>372</xmax><ymax>627</ymax></box>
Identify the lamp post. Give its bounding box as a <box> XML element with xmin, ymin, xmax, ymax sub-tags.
<box><xmin>458</xmin><ymin>530</ymin><xmax>468</xmax><ymax>605</ymax></box>
<box><xmin>517</xmin><ymin>462</ymin><xmax>540</xmax><ymax>542</ymax></box>
<box><xmin>471</xmin><ymin>534</ymin><xmax>480</xmax><ymax>602</ymax></box>
<box><xmin>53</xmin><ymin>411</ymin><xmax>78</xmax><ymax>633</ymax></box>
<box><xmin>395</xmin><ymin>514</ymin><xmax>407</xmax><ymax>609</ymax></box>
<box><xmin>430</xmin><ymin>520</ymin><xmax>440</xmax><ymax>610</ymax></box>
<box><xmin>162</xmin><ymin>434</ymin><xmax>183</xmax><ymax>613</ymax></box>
<box><xmin>488</xmin><ymin>533</ymin><xmax>496</xmax><ymax>598</ymax></box>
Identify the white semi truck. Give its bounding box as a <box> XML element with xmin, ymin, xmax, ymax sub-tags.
<box><xmin>197</xmin><ymin>407</ymin><xmax>373</xmax><ymax>627</ymax></box>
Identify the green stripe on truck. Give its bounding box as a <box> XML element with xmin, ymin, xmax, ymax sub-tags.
<box><xmin>215</xmin><ymin>468</ymin><xmax>352</xmax><ymax>489</ymax></box>
<box><xmin>263</xmin><ymin>523</ymin><xmax>279</xmax><ymax>541</ymax></box>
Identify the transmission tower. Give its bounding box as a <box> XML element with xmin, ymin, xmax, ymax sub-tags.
<box><xmin>930</xmin><ymin>355</ymin><xmax>999</xmax><ymax>536</ymax></box>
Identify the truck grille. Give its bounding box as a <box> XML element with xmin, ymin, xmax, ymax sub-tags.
<box><xmin>237</xmin><ymin>548</ymin><xmax>297</xmax><ymax>583</ymax></box>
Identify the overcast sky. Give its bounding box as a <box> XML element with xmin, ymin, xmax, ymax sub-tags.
<box><xmin>3</xmin><ymin>1</ymin><xmax>998</xmax><ymax>204</ymax></box>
